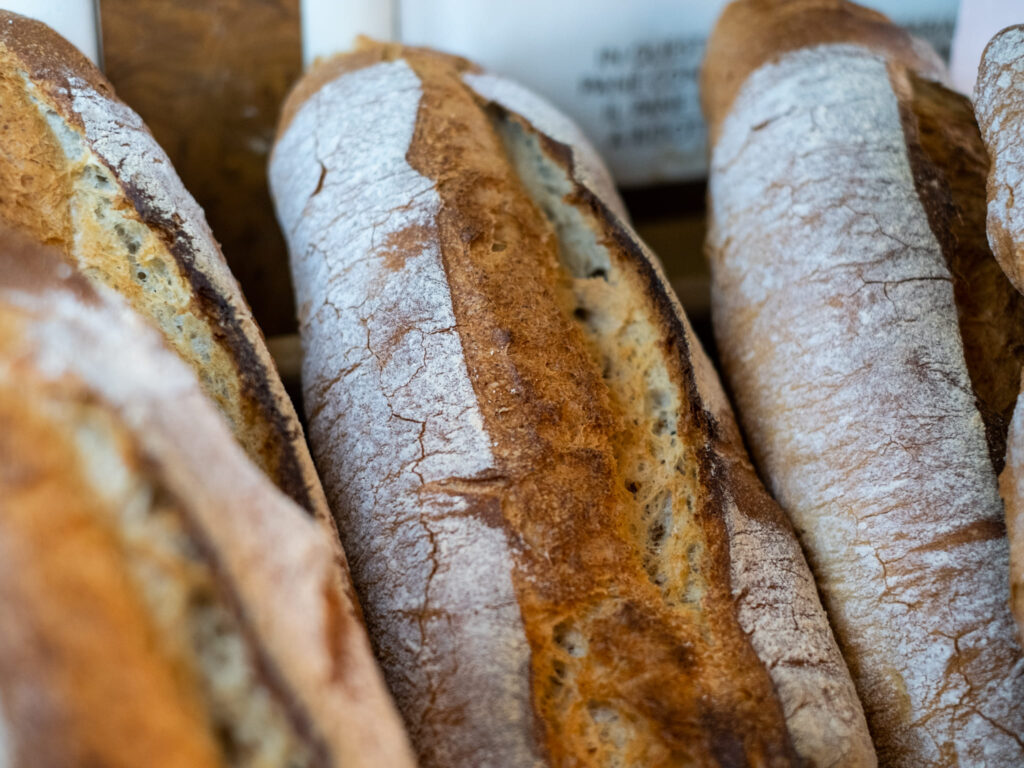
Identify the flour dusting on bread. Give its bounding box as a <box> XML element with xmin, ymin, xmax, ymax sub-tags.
<box><xmin>0</xmin><ymin>11</ymin><xmax>329</xmax><ymax>523</ymax></box>
<box><xmin>271</xmin><ymin>59</ymin><xmax>539</xmax><ymax>766</ymax></box>
<box><xmin>709</xmin><ymin>43</ymin><xmax>1024</xmax><ymax>763</ymax></box>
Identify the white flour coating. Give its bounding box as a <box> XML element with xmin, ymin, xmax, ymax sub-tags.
<box><xmin>723</xmin><ymin>495</ymin><xmax>875</xmax><ymax>768</ymax></box>
<box><xmin>3</xmin><ymin>282</ymin><xmax>196</xmax><ymax>409</ymax></box>
<box><xmin>975</xmin><ymin>26</ymin><xmax>1024</xmax><ymax>294</ymax></box>
<box><xmin>270</xmin><ymin>61</ymin><xmax>541</xmax><ymax>768</ymax></box>
<box><xmin>708</xmin><ymin>44</ymin><xmax>1024</xmax><ymax>765</ymax></box>
<box><xmin>464</xmin><ymin>71</ymin><xmax>629</xmax><ymax>223</ymax></box>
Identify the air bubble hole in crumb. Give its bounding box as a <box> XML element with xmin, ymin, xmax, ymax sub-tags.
<box><xmin>553</xmin><ymin>621</ymin><xmax>588</xmax><ymax>658</ymax></box>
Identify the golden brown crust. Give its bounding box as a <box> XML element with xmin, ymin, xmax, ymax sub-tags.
<box><xmin>277</xmin><ymin>38</ymin><xmax>479</xmax><ymax>141</ymax></box>
<box><xmin>272</xmin><ymin>40</ymin><xmax>872</xmax><ymax>767</ymax></box>
<box><xmin>700</xmin><ymin>0</ymin><xmax>943</xmax><ymax>144</ymax></box>
<box><xmin>0</xmin><ymin>10</ymin><xmax>337</xmax><ymax>545</ymax></box>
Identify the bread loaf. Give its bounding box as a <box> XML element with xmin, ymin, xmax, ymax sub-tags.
<box><xmin>0</xmin><ymin>226</ymin><xmax>415</xmax><ymax>768</ymax></box>
<box><xmin>976</xmin><ymin>23</ymin><xmax>1024</xmax><ymax>643</ymax></box>
<box><xmin>0</xmin><ymin>10</ymin><xmax>331</xmax><ymax>533</ymax></box>
<box><xmin>703</xmin><ymin>1</ymin><xmax>1024</xmax><ymax>764</ymax></box>
<box><xmin>270</xmin><ymin>41</ymin><xmax>873</xmax><ymax>768</ymax></box>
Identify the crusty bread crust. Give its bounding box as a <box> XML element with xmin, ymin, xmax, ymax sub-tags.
<box><xmin>0</xmin><ymin>10</ymin><xmax>335</xmax><ymax>543</ymax></box>
<box><xmin>704</xmin><ymin>2</ymin><xmax>1024</xmax><ymax>764</ymax></box>
<box><xmin>897</xmin><ymin>70</ymin><xmax>1024</xmax><ymax>473</ymax></box>
<box><xmin>0</xmin><ymin>230</ymin><xmax>416</xmax><ymax>768</ymax></box>
<box><xmin>976</xmin><ymin>24</ymin><xmax>1024</xmax><ymax>644</ymax></box>
<box><xmin>1002</xmin><ymin>368</ymin><xmax>1024</xmax><ymax>643</ymax></box>
<box><xmin>271</xmin><ymin>42</ymin><xmax>872</xmax><ymax>767</ymax></box>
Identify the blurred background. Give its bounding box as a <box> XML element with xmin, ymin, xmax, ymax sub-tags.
<box><xmin>1</xmin><ymin>0</ymin><xmax>1011</xmax><ymax>357</ymax></box>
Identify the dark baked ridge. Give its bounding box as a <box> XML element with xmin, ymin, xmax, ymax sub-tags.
<box><xmin>0</xmin><ymin>10</ymin><xmax>332</xmax><ymax>530</ymax></box>
<box><xmin>416</xmin><ymin>46</ymin><xmax>794</xmax><ymax>764</ymax></box>
<box><xmin>411</xmin><ymin>49</ymin><xmax>794</xmax><ymax>764</ymax></box>
<box><xmin>447</xmin><ymin>51</ymin><xmax>874</xmax><ymax>764</ymax></box>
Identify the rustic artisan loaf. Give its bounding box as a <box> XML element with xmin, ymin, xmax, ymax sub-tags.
<box><xmin>0</xmin><ymin>10</ymin><xmax>331</xmax><ymax>531</ymax></box>
<box><xmin>270</xmin><ymin>41</ymin><xmax>874</xmax><ymax>768</ymax></box>
<box><xmin>976</xmin><ymin>23</ymin><xmax>1024</xmax><ymax>644</ymax></box>
<box><xmin>0</xmin><ymin>227</ymin><xmax>415</xmax><ymax>768</ymax></box>
<box><xmin>703</xmin><ymin>1</ymin><xmax>1024</xmax><ymax>764</ymax></box>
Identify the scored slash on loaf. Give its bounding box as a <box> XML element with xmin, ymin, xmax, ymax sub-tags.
<box><xmin>270</xmin><ymin>40</ymin><xmax>874</xmax><ymax>768</ymax></box>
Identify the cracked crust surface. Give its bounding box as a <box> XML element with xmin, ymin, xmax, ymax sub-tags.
<box><xmin>704</xmin><ymin>2</ymin><xmax>1024</xmax><ymax>764</ymax></box>
<box><xmin>0</xmin><ymin>229</ymin><xmax>416</xmax><ymax>768</ymax></box>
<box><xmin>0</xmin><ymin>10</ymin><xmax>335</xmax><ymax>545</ymax></box>
<box><xmin>271</xmin><ymin>41</ymin><xmax>872</xmax><ymax>768</ymax></box>
<box><xmin>976</xmin><ymin>26</ymin><xmax>1024</xmax><ymax>645</ymax></box>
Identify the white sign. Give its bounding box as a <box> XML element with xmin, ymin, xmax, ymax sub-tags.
<box><xmin>1</xmin><ymin>0</ymin><xmax>100</xmax><ymax>67</ymax></box>
<box><xmin>950</xmin><ymin>0</ymin><xmax>1023</xmax><ymax>94</ymax></box>
<box><xmin>303</xmin><ymin>0</ymin><xmax>959</xmax><ymax>185</ymax></box>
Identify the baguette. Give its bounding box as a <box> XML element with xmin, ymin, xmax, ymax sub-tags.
<box><xmin>270</xmin><ymin>41</ymin><xmax>873</xmax><ymax>767</ymax></box>
<box><xmin>976</xmin><ymin>24</ymin><xmax>1024</xmax><ymax>643</ymax></box>
<box><xmin>0</xmin><ymin>11</ymin><xmax>332</xmax><ymax>534</ymax></box>
<box><xmin>0</xmin><ymin>226</ymin><xmax>415</xmax><ymax>768</ymax></box>
<box><xmin>702</xmin><ymin>1</ymin><xmax>1024</xmax><ymax>764</ymax></box>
